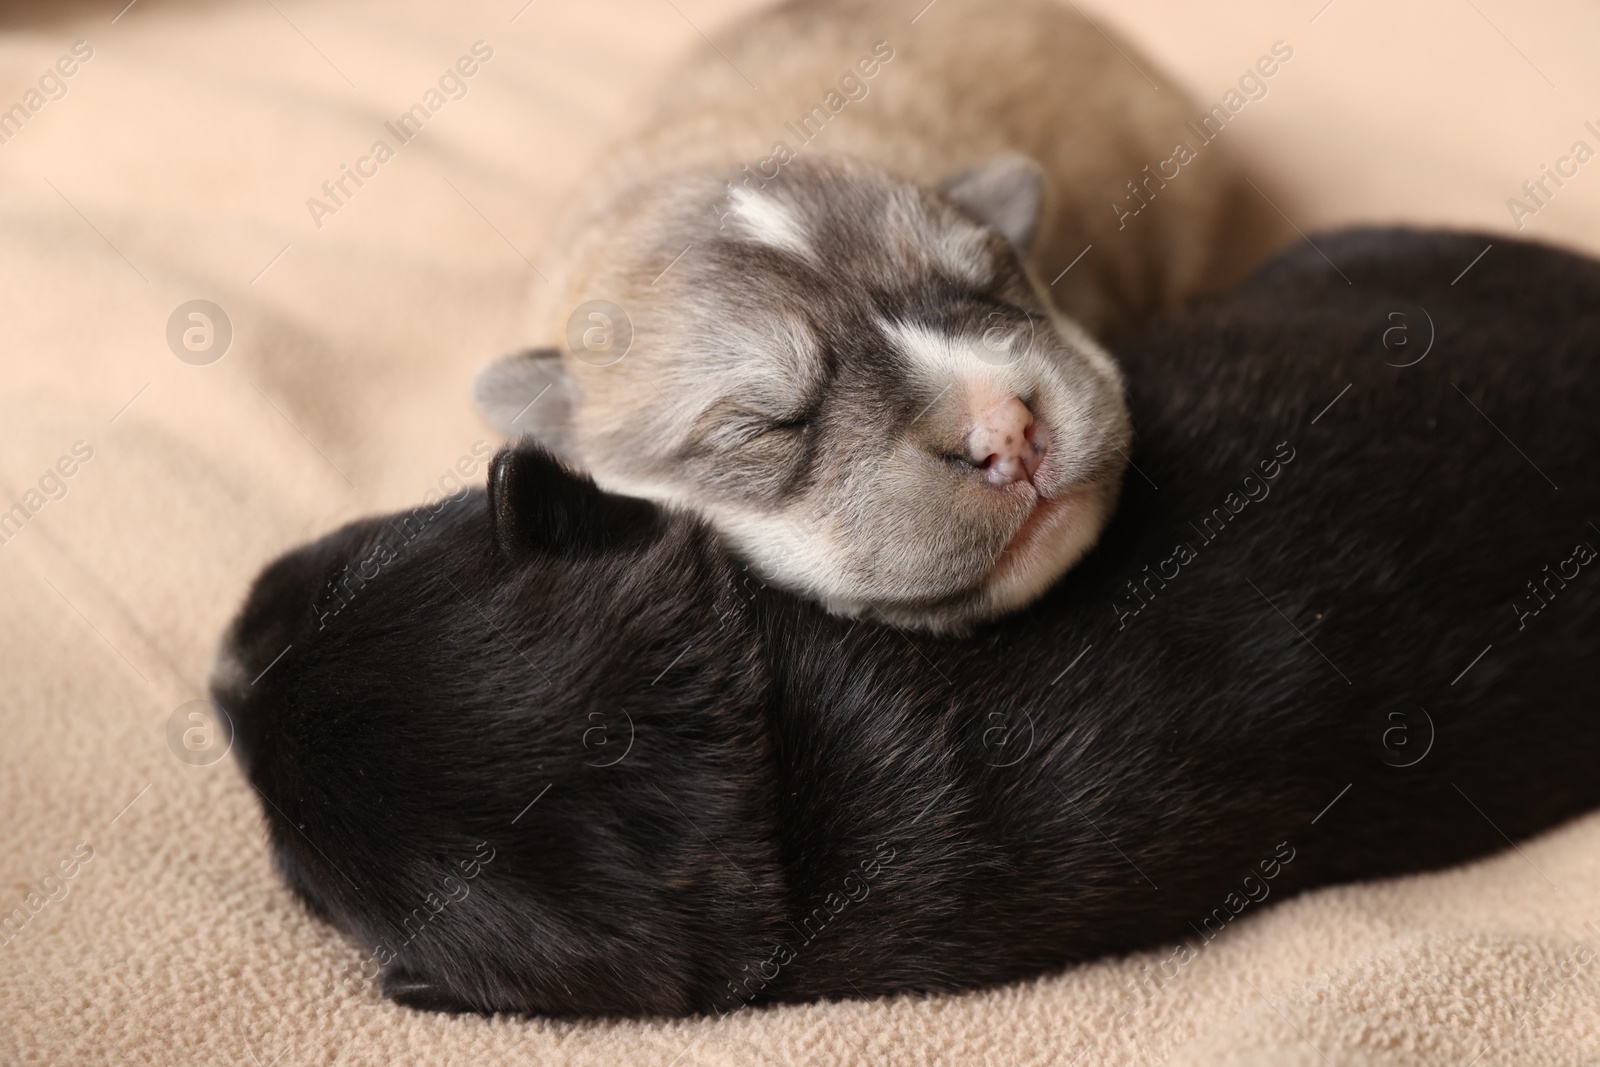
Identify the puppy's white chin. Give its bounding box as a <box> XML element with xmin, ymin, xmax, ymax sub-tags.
<box><xmin>979</xmin><ymin>479</ymin><xmax>1120</xmax><ymax>616</ymax></box>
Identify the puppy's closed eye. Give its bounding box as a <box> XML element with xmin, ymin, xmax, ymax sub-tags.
<box><xmin>694</xmin><ymin>403</ymin><xmax>813</xmax><ymax>450</ymax></box>
<box><xmin>746</xmin><ymin>414</ymin><xmax>811</xmax><ymax>439</ymax></box>
<box><xmin>682</xmin><ymin>403</ymin><xmax>815</xmax><ymax>499</ymax></box>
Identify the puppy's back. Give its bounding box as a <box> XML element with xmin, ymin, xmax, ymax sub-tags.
<box><xmin>537</xmin><ymin>0</ymin><xmax>1286</xmax><ymax>337</ymax></box>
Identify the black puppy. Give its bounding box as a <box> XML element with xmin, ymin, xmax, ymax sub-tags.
<box><xmin>214</xmin><ymin>230</ymin><xmax>1600</xmax><ymax>1019</ymax></box>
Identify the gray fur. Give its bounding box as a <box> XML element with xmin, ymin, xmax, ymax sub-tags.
<box><xmin>941</xmin><ymin>155</ymin><xmax>1045</xmax><ymax>251</ymax></box>
<box><xmin>476</xmin><ymin>0</ymin><xmax>1282</xmax><ymax>631</ymax></box>
<box><xmin>474</xmin><ymin>347</ymin><xmax>575</xmax><ymax>456</ymax></box>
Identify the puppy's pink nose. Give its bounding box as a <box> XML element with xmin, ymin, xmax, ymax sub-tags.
<box><xmin>966</xmin><ymin>396</ymin><xmax>1047</xmax><ymax>486</ymax></box>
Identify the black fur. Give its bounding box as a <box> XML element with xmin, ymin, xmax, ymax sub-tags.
<box><xmin>215</xmin><ymin>229</ymin><xmax>1600</xmax><ymax>1018</ymax></box>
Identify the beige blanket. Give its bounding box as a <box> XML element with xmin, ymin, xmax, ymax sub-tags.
<box><xmin>3</xmin><ymin>1</ymin><xmax>1598</xmax><ymax>1063</ymax></box>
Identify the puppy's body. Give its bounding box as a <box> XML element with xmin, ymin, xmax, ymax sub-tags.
<box><xmin>535</xmin><ymin>0</ymin><xmax>1271</xmax><ymax>340</ymax></box>
<box><xmin>220</xmin><ymin>230</ymin><xmax>1599</xmax><ymax>1017</ymax></box>
<box><xmin>480</xmin><ymin>0</ymin><xmax>1288</xmax><ymax>630</ymax></box>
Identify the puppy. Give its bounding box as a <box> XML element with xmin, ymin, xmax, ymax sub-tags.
<box><xmin>217</xmin><ymin>229</ymin><xmax>1599</xmax><ymax>1018</ymax></box>
<box><xmin>475</xmin><ymin>0</ymin><xmax>1288</xmax><ymax>632</ymax></box>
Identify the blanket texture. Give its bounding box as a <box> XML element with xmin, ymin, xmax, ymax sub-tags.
<box><xmin>2</xmin><ymin>1</ymin><xmax>1598</xmax><ymax>1063</ymax></box>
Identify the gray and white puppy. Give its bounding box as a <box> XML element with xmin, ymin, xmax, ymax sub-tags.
<box><xmin>477</xmin><ymin>0</ymin><xmax>1285</xmax><ymax>631</ymax></box>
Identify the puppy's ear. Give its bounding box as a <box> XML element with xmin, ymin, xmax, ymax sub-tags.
<box><xmin>474</xmin><ymin>347</ymin><xmax>575</xmax><ymax>455</ymax></box>
<box><xmin>940</xmin><ymin>154</ymin><xmax>1045</xmax><ymax>252</ymax></box>
<box><xmin>487</xmin><ymin>442</ymin><xmax>657</xmax><ymax>559</ymax></box>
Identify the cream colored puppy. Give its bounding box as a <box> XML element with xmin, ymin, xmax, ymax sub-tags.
<box><xmin>478</xmin><ymin>0</ymin><xmax>1286</xmax><ymax>632</ymax></box>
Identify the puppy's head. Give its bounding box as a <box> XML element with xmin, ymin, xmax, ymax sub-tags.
<box><xmin>477</xmin><ymin>155</ymin><xmax>1131</xmax><ymax>632</ymax></box>
<box><xmin>212</xmin><ymin>444</ymin><xmax>786</xmax><ymax>1016</ymax></box>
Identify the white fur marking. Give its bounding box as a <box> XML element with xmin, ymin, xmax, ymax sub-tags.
<box><xmin>881</xmin><ymin>319</ymin><xmax>1027</xmax><ymax>398</ymax></box>
<box><xmin>728</xmin><ymin>187</ymin><xmax>813</xmax><ymax>258</ymax></box>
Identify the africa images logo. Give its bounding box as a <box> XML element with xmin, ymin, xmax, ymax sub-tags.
<box><xmin>305</xmin><ymin>41</ymin><xmax>495</xmax><ymax>229</ymax></box>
